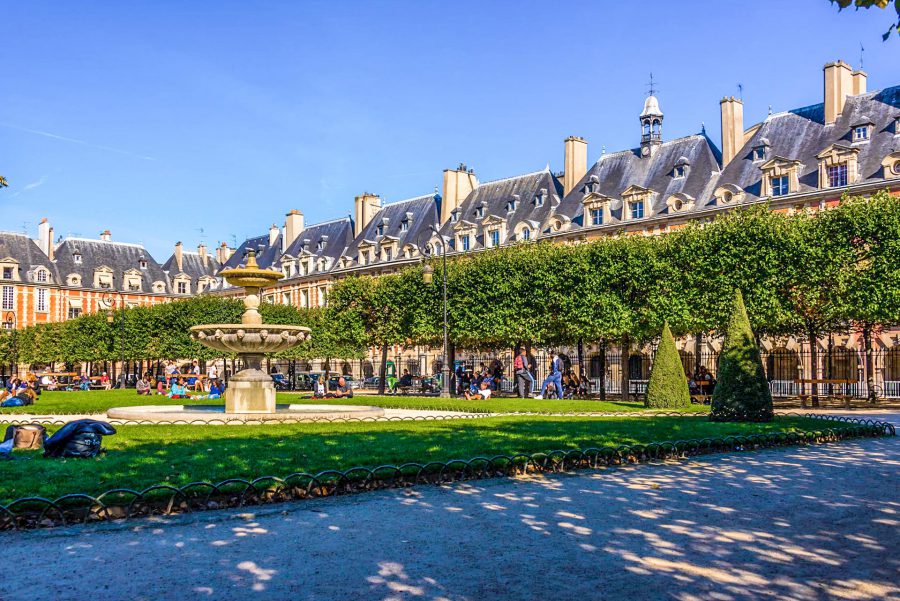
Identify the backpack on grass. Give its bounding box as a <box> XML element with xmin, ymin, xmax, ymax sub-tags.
<box><xmin>3</xmin><ymin>423</ymin><xmax>48</xmax><ymax>450</ymax></box>
<box><xmin>44</xmin><ymin>419</ymin><xmax>116</xmax><ymax>459</ymax></box>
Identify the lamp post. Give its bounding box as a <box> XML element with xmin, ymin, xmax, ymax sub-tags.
<box><xmin>421</xmin><ymin>225</ymin><xmax>451</xmax><ymax>398</ymax></box>
<box><xmin>4</xmin><ymin>311</ymin><xmax>15</xmax><ymax>378</ymax></box>
<box><xmin>102</xmin><ymin>291</ymin><xmax>127</xmax><ymax>389</ymax></box>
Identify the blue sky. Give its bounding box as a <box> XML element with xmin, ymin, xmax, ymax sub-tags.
<box><xmin>1</xmin><ymin>0</ymin><xmax>897</xmax><ymax>261</ymax></box>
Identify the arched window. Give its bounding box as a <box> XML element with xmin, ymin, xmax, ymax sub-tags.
<box><xmin>521</xmin><ymin>228</ymin><xmax>531</xmax><ymax>241</ymax></box>
<box><xmin>651</xmin><ymin>119</ymin><xmax>660</xmax><ymax>134</ymax></box>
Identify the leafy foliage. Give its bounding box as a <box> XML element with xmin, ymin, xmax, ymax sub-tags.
<box><xmin>830</xmin><ymin>0</ymin><xmax>900</xmax><ymax>39</ymax></box>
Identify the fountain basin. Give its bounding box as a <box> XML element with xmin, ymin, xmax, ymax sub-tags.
<box><xmin>106</xmin><ymin>403</ymin><xmax>386</xmax><ymax>423</ymax></box>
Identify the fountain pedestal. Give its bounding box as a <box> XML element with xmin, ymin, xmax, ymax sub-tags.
<box><xmin>225</xmin><ymin>355</ymin><xmax>275</xmax><ymax>414</ymax></box>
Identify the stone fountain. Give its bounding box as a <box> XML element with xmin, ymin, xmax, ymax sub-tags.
<box><xmin>107</xmin><ymin>250</ymin><xmax>384</xmax><ymax>423</ymax></box>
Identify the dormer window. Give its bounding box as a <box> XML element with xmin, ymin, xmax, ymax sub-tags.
<box><xmin>591</xmin><ymin>208</ymin><xmax>603</xmax><ymax>226</ymax></box>
<box><xmin>673</xmin><ymin>156</ymin><xmax>689</xmax><ymax>179</ymax></box>
<box><xmin>73</xmin><ymin>253</ymin><xmax>82</xmax><ymax>264</ymax></box>
<box><xmin>505</xmin><ymin>199</ymin><xmax>518</xmax><ymax>213</ymax></box>
<box><xmin>630</xmin><ymin>200</ymin><xmax>645</xmax><ymax>219</ymax></box>
<box><xmin>826</xmin><ymin>164</ymin><xmax>848</xmax><ymax>187</ymax></box>
<box><xmin>852</xmin><ymin>117</ymin><xmax>874</xmax><ymax>143</ymax></box>
<box><xmin>384</xmin><ymin>247</ymin><xmax>392</xmax><ymax>261</ymax></box>
<box><xmin>375</xmin><ymin>224</ymin><xmax>385</xmax><ymax>237</ymax></box>
<box><xmin>533</xmin><ymin>188</ymin><xmax>547</xmax><ymax>207</ymax></box>
<box><xmin>2</xmin><ymin>267</ymin><xmax>12</xmax><ymax>280</ymax></box>
<box><xmin>752</xmin><ymin>146</ymin><xmax>766</xmax><ymax>162</ymax></box>
<box><xmin>488</xmin><ymin>230</ymin><xmax>500</xmax><ymax>248</ymax></box>
<box><xmin>35</xmin><ymin>269</ymin><xmax>48</xmax><ymax>283</ymax></box>
<box><xmin>400</xmin><ymin>219</ymin><xmax>409</xmax><ymax>232</ymax></box>
<box><xmin>139</xmin><ymin>259</ymin><xmax>148</xmax><ymax>270</ymax></box>
<box><xmin>460</xmin><ymin>235</ymin><xmax>471</xmax><ymax>252</ymax></box>
<box><xmin>450</xmin><ymin>209</ymin><xmax>459</xmax><ymax>223</ymax></box>
<box><xmin>521</xmin><ymin>227</ymin><xmax>531</xmax><ymax>241</ymax></box>
<box><xmin>771</xmin><ymin>175</ymin><xmax>789</xmax><ymax>196</ymax></box>
<box><xmin>474</xmin><ymin>205</ymin><xmax>485</xmax><ymax>219</ymax></box>
<box><xmin>316</xmin><ymin>240</ymin><xmax>325</xmax><ymax>251</ymax></box>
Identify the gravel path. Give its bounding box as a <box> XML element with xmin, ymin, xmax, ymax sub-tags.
<box><xmin>2</xmin><ymin>435</ymin><xmax>897</xmax><ymax>601</ymax></box>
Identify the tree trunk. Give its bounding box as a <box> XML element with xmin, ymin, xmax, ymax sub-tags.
<box><xmin>620</xmin><ymin>334</ymin><xmax>630</xmax><ymax>402</ymax></box>
<box><xmin>807</xmin><ymin>325</ymin><xmax>820</xmax><ymax>408</ymax></box>
<box><xmin>377</xmin><ymin>342</ymin><xmax>389</xmax><ymax>395</ymax></box>
<box><xmin>863</xmin><ymin>324</ymin><xmax>876</xmax><ymax>404</ymax></box>
<box><xmin>693</xmin><ymin>332</ymin><xmax>702</xmax><ymax>376</ymax></box>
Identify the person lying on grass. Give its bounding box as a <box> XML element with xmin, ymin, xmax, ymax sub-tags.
<box><xmin>464</xmin><ymin>381</ymin><xmax>492</xmax><ymax>401</ymax></box>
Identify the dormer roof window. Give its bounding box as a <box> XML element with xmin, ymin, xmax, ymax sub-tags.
<box><xmin>35</xmin><ymin>268</ymin><xmax>48</xmax><ymax>283</ymax></box>
<box><xmin>852</xmin><ymin>118</ymin><xmax>873</xmax><ymax>143</ymax></box>
<box><xmin>450</xmin><ymin>208</ymin><xmax>459</xmax><ymax>223</ymax></box>
<box><xmin>375</xmin><ymin>223</ymin><xmax>385</xmax><ymax>237</ymax></box>
<box><xmin>139</xmin><ymin>259</ymin><xmax>148</xmax><ymax>269</ymax></box>
<box><xmin>73</xmin><ymin>252</ymin><xmax>82</xmax><ymax>264</ymax></box>
<box><xmin>752</xmin><ymin>145</ymin><xmax>766</xmax><ymax>162</ymax></box>
<box><xmin>474</xmin><ymin>203</ymin><xmax>486</xmax><ymax>219</ymax></box>
<box><xmin>506</xmin><ymin>195</ymin><xmax>520</xmax><ymax>213</ymax></box>
<box><xmin>673</xmin><ymin>157</ymin><xmax>689</xmax><ymax>179</ymax></box>
<box><xmin>317</xmin><ymin>236</ymin><xmax>328</xmax><ymax>251</ymax></box>
<box><xmin>400</xmin><ymin>215</ymin><xmax>410</xmax><ymax>232</ymax></box>
<box><xmin>533</xmin><ymin>188</ymin><xmax>547</xmax><ymax>207</ymax></box>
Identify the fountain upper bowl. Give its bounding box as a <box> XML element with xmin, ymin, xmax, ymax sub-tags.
<box><xmin>189</xmin><ymin>324</ymin><xmax>311</xmax><ymax>355</ymax></box>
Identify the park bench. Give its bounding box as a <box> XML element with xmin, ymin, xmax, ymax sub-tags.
<box><xmin>794</xmin><ymin>378</ymin><xmax>856</xmax><ymax>409</ymax></box>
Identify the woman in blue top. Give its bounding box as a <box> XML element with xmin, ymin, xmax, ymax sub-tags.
<box><xmin>168</xmin><ymin>377</ymin><xmax>188</xmax><ymax>399</ymax></box>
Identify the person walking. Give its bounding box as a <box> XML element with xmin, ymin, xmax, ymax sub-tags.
<box><xmin>534</xmin><ymin>351</ymin><xmax>564</xmax><ymax>400</ymax></box>
<box><xmin>514</xmin><ymin>348</ymin><xmax>535</xmax><ymax>398</ymax></box>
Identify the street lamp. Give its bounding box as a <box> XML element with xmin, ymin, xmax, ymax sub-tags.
<box><xmin>102</xmin><ymin>291</ymin><xmax>127</xmax><ymax>389</ymax></box>
<box><xmin>421</xmin><ymin>226</ymin><xmax>451</xmax><ymax>398</ymax></box>
<box><xmin>4</xmin><ymin>311</ymin><xmax>15</xmax><ymax>378</ymax></box>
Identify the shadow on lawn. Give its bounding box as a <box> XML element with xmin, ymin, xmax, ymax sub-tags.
<box><xmin>0</xmin><ymin>417</ymin><xmax>819</xmax><ymax>505</ymax></box>
<box><xmin>2</xmin><ymin>438</ymin><xmax>897</xmax><ymax>600</ymax></box>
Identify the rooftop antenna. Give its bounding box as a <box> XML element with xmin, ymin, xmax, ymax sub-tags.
<box><xmin>768</xmin><ymin>105</ymin><xmax>773</xmax><ymax>115</ymax></box>
<box><xmin>647</xmin><ymin>72</ymin><xmax>658</xmax><ymax>97</ymax></box>
<box><xmin>860</xmin><ymin>42</ymin><xmax>865</xmax><ymax>70</ymax></box>
<box><xmin>601</xmin><ymin>145</ymin><xmax>606</xmax><ymax>155</ymax></box>
<box><xmin>701</xmin><ymin>122</ymin><xmax>706</xmax><ymax>134</ymax></box>
<box><xmin>737</xmin><ymin>83</ymin><xmax>743</xmax><ymax>101</ymax></box>
<box><xmin>230</xmin><ymin>234</ymin><xmax>238</xmax><ymax>248</ymax></box>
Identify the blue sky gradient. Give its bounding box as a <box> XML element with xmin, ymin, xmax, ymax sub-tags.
<box><xmin>2</xmin><ymin>0</ymin><xmax>897</xmax><ymax>260</ymax></box>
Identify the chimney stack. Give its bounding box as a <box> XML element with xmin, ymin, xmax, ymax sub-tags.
<box><xmin>174</xmin><ymin>241</ymin><xmax>183</xmax><ymax>273</ymax></box>
<box><xmin>37</xmin><ymin>218</ymin><xmax>52</xmax><ymax>258</ymax></box>
<box><xmin>720</xmin><ymin>96</ymin><xmax>745</xmax><ymax>166</ymax></box>
<box><xmin>284</xmin><ymin>209</ymin><xmax>305</xmax><ymax>252</ymax></box>
<box><xmin>563</xmin><ymin>136</ymin><xmax>588</xmax><ymax>196</ymax></box>
<box><xmin>268</xmin><ymin>224</ymin><xmax>279</xmax><ymax>247</ymax></box>
<box><xmin>100</xmin><ymin>229</ymin><xmax>111</xmax><ymax>242</ymax></box>
<box><xmin>441</xmin><ymin>165</ymin><xmax>478</xmax><ymax>224</ymax></box>
<box><xmin>852</xmin><ymin>69</ymin><xmax>867</xmax><ymax>96</ymax></box>
<box><xmin>354</xmin><ymin>193</ymin><xmax>382</xmax><ymax>237</ymax></box>
<box><xmin>216</xmin><ymin>242</ymin><xmax>233</xmax><ymax>265</ymax></box>
<box><xmin>198</xmin><ymin>243</ymin><xmax>208</xmax><ymax>268</ymax></box>
<box><xmin>824</xmin><ymin>60</ymin><xmax>853</xmax><ymax>125</ymax></box>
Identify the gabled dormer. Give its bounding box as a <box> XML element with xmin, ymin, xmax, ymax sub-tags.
<box><xmin>816</xmin><ymin>143</ymin><xmax>860</xmax><ymax>188</ymax></box>
<box><xmin>581</xmin><ymin>189</ymin><xmax>615</xmax><ymax>227</ymax></box>
<box><xmin>93</xmin><ymin>265</ymin><xmax>114</xmax><ymax>289</ymax></box>
<box><xmin>759</xmin><ymin>156</ymin><xmax>803</xmax><ymax>197</ymax></box>
<box><xmin>123</xmin><ymin>268</ymin><xmax>143</xmax><ymax>292</ymax></box>
<box><xmin>850</xmin><ymin>116</ymin><xmax>874</xmax><ymax>143</ymax></box>
<box><xmin>533</xmin><ymin>188</ymin><xmax>548</xmax><ymax>207</ymax></box>
<box><xmin>621</xmin><ymin>184</ymin><xmax>653</xmax><ymax>220</ymax></box>
<box><xmin>0</xmin><ymin>258</ymin><xmax>20</xmax><ymax>282</ymax></box>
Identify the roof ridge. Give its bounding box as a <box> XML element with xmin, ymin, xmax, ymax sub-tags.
<box><xmin>383</xmin><ymin>193</ymin><xmax>437</xmax><ymax>206</ymax></box>
<box><xmin>303</xmin><ymin>216</ymin><xmax>351</xmax><ymax>228</ymax></box>
<box><xmin>477</xmin><ymin>167</ymin><xmax>550</xmax><ymax>186</ymax></box>
<box><xmin>62</xmin><ymin>237</ymin><xmax>145</xmax><ymax>249</ymax></box>
<box><xmin>0</xmin><ymin>231</ymin><xmax>32</xmax><ymax>238</ymax></box>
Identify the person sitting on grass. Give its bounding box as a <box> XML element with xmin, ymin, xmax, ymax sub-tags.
<box><xmin>328</xmin><ymin>376</ymin><xmax>354</xmax><ymax>399</ymax></box>
<box><xmin>0</xmin><ymin>387</ymin><xmax>36</xmax><ymax>407</ymax></box>
<box><xmin>136</xmin><ymin>375</ymin><xmax>152</xmax><ymax>396</ymax></box>
<box><xmin>464</xmin><ymin>380</ymin><xmax>492</xmax><ymax>401</ymax></box>
<box><xmin>168</xmin><ymin>377</ymin><xmax>189</xmax><ymax>399</ymax></box>
<box><xmin>208</xmin><ymin>379</ymin><xmax>224</xmax><ymax>399</ymax></box>
<box><xmin>156</xmin><ymin>377</ymin><xmax>166</xmax><ymax>395</ymax></box>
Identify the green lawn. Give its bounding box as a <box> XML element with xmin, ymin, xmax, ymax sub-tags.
<box><xmin>1</xmin><ymin>415</ymin><xmax>823</xmax><ymax>503</ymax></box>
<box><xmin>0</xmin><ymin>389</ymin><xmax>710</xmax><ymax>415</ymax></box>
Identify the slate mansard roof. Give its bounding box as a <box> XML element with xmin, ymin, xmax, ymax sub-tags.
<box><xmin>718</xmin><ymin>85</ymin><xmax>900</xmax><ymax>202</ymax></box>
<box><xmin>347</xmin><ymin>194</ymin><xmax>440</xmax><ymax>261</ymax></box>
<box><xmin>440</xmin><ymin>168</ymin><xmax>564</xmax><ymax>249</ymax></box>
<box><xmin>222</xmin><ymin>233</ymin><xmax>284</xmax><ymax>271</ymax></box>
<box><xmin>0</xmin><ymin>232</ymin><xmax>59</xmax><ymax>284</ymax></box>
<box><xmin>282</xmin><ymin>217</ymin><xmax>355</xmax><ymax>264</ymax></box>
<box><xmin>559</xmin><ymin>134</ymin><xmax>722</xmax><ymax>225</ymax></box>
<box><xmin>54</xmin><ymin>238</ymin><xmax>170</xmax><ymax>292</ymax></box>
<box><xmin>161</xmin><ymin>252</ymin><xmax>221</xmax><ymax>280</ymax></box>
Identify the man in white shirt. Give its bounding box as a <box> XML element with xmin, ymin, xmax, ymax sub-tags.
<box><xmin>464</xmin><ymin>381</ymin><xmax>492</xmax><ymax>401</ymax></box>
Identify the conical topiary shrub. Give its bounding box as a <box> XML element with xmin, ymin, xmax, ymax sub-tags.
<box><xmin>710</xmin><ymin>289</ymin><xmax>774</xmax><ymax>422</ymax></box>
<box><xmin>645</xmin><ymin>322</ymin><xmax>691</xmax><ymax>408</ymax></box>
